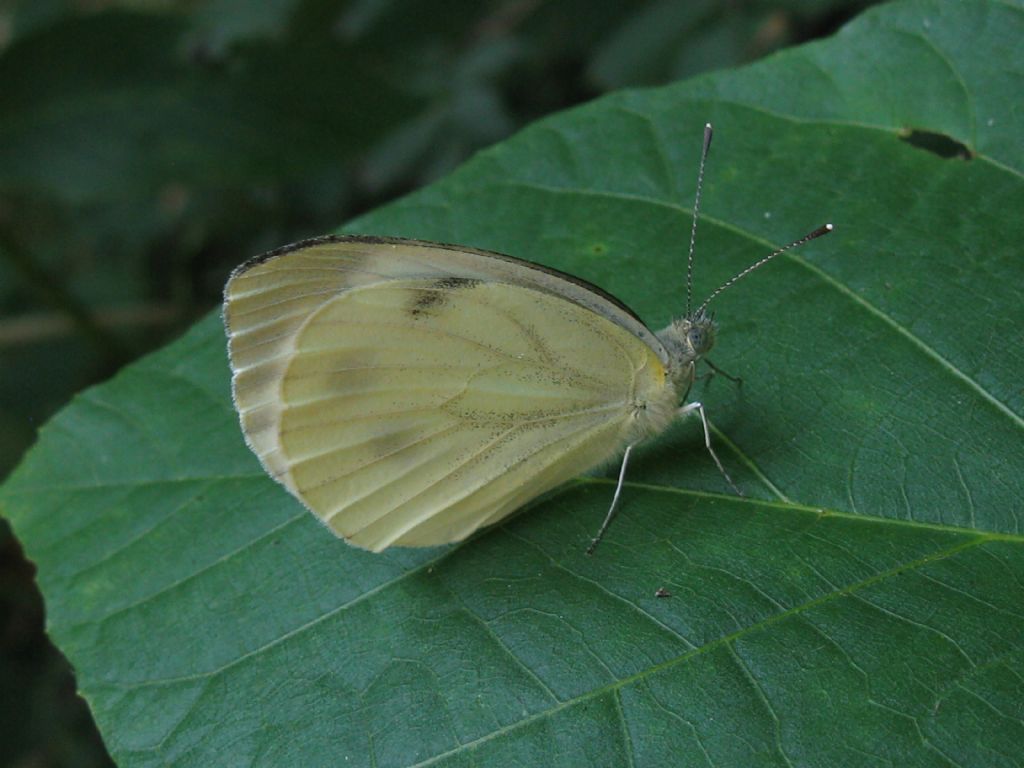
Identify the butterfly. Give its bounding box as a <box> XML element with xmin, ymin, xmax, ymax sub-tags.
<box><xmin>223</xmin><ymin>124</ymin><xmax>831</xmax><ymax>553</ymax></box>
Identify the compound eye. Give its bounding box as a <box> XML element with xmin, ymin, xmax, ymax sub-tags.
<box><xmin>688</xmin><ymin>328</ymin><xmax>704</xmax><ymax>349</ymax></box>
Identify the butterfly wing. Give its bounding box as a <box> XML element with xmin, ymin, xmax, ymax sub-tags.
<box><xmin>224</xmin><ymin>236</ymin><xmax>671</xmax><ymax>551</ymax></box>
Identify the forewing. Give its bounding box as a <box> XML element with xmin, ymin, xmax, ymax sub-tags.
<box><xmin>229</xmin><ymin>269</ymin><xmax>666</xmax><ymax>550</ymax></box>
<box><xmin>224</xmin><ymin>235</ymin><xmax>666</xmax><ymax>493</ymax></box>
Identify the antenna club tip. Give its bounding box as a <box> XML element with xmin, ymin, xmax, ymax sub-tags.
<box><xmin>702</xmin><ymin>123</ymin><xmax>714</xmax><ymax>151</ymax></box>
<box><xmin>825</xmin><ymin>223</ymin><xmax>834</xmax><ymax>231</ymax></box>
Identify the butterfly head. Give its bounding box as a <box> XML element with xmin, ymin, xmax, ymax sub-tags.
<box><xmin>681</xmin><ymin>310</ymin><xmax>717</xmax><ymax>359</ymax></box>
<box><xmin>657</xmin><ymin>309</ymin><xmax>717</xmax><ymax>377</ymax></box>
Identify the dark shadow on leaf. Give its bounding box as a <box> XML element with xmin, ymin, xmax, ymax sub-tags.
<box><xmin>899</xmin><ymin>128</ymin><xmax>973</xmax><ymax>160</ymax></box>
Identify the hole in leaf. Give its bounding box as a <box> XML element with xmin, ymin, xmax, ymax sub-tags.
<box><xmin>899</xmin><ymin>129</ymin><xmax>973</xmax><ymax>160</ymax></box>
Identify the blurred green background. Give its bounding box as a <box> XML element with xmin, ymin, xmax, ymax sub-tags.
<box><xmin>0</xmin><ymin>0</ymin><xmax>874</xmax><ymax>764</ymax></box>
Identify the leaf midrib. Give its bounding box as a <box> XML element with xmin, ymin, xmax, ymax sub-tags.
<box><xmin>13</xmin><ymin>471</ymin><xmax>1021</xmax><ymax>665</ymax></box>
<box><xmin>85</xmin><ymin>487</ymin><xmax>1008</xmax><ymax>697</ymax></box>
<box><xmin>6</xmin><ymin>471</ymin><xmax>1022</xmax><ymax>564</ymax></box>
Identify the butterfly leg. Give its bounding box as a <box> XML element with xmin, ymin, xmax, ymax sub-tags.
<box><xmin>586</xmin><ymin>444</ymin><xmax>634</xmax><ymax>556</ymax></box>
<box><xmin>703</xmin><ymin>358</ymin><xmax>743</xmax><ymax>385</ymax></box>
<box><xmin>679</xmin><ymin>401</ymin><xmax>743</xmax><ymax>496</ymax></box>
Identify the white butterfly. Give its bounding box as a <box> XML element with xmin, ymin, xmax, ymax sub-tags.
<box><xmin>223</xmin><ymin>124</ymin><xmax>831</xmax><ymax>552</ymax></box>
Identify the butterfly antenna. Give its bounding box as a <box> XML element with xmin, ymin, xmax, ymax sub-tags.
<box><xmin>686</xmin><ymin>123</ymin><xmax>714</xmax><ymax>316</ymax></box>
<box><xmin>695</xmin><ymin>223</ymin><xmax>834</xmax><ymax>315</ymax></box>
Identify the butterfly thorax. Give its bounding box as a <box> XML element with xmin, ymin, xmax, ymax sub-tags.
<box><xmin>655</xmin><ymin>311</ymin><xmax>718</xmax><ymax>397</ymax></box>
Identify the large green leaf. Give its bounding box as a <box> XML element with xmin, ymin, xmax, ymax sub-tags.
<box><xmin>4</xmin><ymin>0</ymin><xmax>1023</xmax><ymax>764</ymax></box>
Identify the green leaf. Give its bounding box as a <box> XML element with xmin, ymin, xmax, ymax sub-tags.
<box><xmin>4</xmin><ymin>0</ymin><xmax>1024</xmax><ymax>765</ymax></box>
